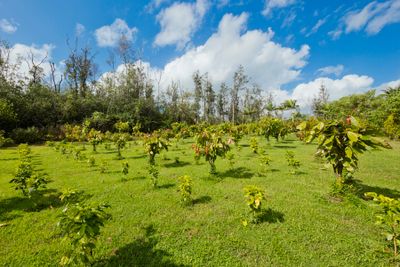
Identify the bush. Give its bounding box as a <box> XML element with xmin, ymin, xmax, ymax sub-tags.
<box><xmin>243</xmin><ymin>185</ymin><xmax>266</xmax><ymax>224</ymax></box>
<box><xmin>11</xmin><ymin>127</ymin><xmax>43</xmax><ymax>144</ymax></box>
<box><xmin>178</xmin><ymin>175</ymin><xmax>192</xmax><ymax>206</ymax></box>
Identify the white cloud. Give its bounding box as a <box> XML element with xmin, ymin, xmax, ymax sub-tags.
<box><xmin>95</xmin><ymin>19</ymin><xmax>137</xmax><ymax>47</ymax></box>
<box><xmin>306</xmin><ymin>18</ymin><xmax>326</xmax><ymax>36</ymax></box>
<box><xmin>291</xmin><ymin>74</ymin><xmax>374</xmax><ymax>110</ymax></box>
<box><xmin>332</xmin><ymin>0</ymin><xmax>400</xmax><ymax>38</ymax></box>
<box><xmin>316</xmin><ymin>64</ymin><xmax>344</xmax><ymax>77</ymax></box>
<box><xmin>0</xmin><ymin>19</ymin><xmax>17</xmax><ymax>34</ymax></box>
<box><xmin>281</xmin><ymin>11</ymin><xmax>296</xmax><ymax>28</ymax></box>
<box><xmin>75</xmin><ymin>23</ymin><xmax>85</xmax><ymax>36</ymax></box>
<box><xmin>145</xmin><ymin>0</ymin><xmax>170</xmax><ymax>12</ymax></box>
<box><xmin>375</xmin><ymin>79</ymin><xmax>400</xmax><ymax>93</ymax></box>
<box><xmin>154</xmin><ymin>0</ymin><xmax>209</xmax><ymax>49</ymax></box>
<box><xmin>262</xmin><ymin>0</ymin><xmax>297</xmax><ymax>16</ymax></box>
<box><xmin>156</xmin><ymin>12</ymin><xmax>309</xmax><ymax>90</ymax></box>
<box><xmin>6</xmin><ymin>43</ymin><xmax>56</xmax><ymax>81</ymax></box>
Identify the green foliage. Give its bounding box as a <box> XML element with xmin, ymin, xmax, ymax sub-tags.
<box><xmin>243</xmin><ymin>185</ymin><xmax>266</xmax><ymax>224</ymax></box>
<box><xmin>122</xmin><ymin>161</ymin><xmax>129</xmax><ymax>175</ymax></box>
<box><xmin>148</xmin><ymin>164</ymin><xmax>159</xmax><ymax>187</ymax></box>
<box><xmin>300</xmin><ymin>117</ymin><xmax>390</xmax><ymax>183</ymax></box>
<box><xmin>87</xmin><ymin>156</ymin><xmax>96</xmax><ymax>167</ymax></box>
<box><xmin>259</xmin><ymin>154</ymin><xmax>272</xmax><ymax>174</ymax></box>
<box><xmin>10</xmin><ymin>145</ymin><xmax>48</xmax><ymax>198</ymax></box>
<box><xmin>11</xmin><ymin>127</ymin><xmax>43</xmax><ymax>144</ymax></box>
<box><xmin>259</xmin><ymin>118</ymin><xmax>288</xmax><ymax>142</ymax></box>
<box><xmin>285</xmin><ymin>150</ymin><xmax>300</xmax><ymax>174</ymax></box>
<box><xmin>114</xmin><ymin>121</ymin><xmax>130</xmax><ymax>133</ymax></box>
<box><xmin>87</xmin><ymin>129</ymin><xmax>103</xmax><ymax>152</ymax></box>
<box><xmin>111</xmin><ymin>133</ymin><xmax>129</xmax><ymax>159</ymax></box>
<box><xmin>177</xmin><ymin>175</ymin><xmax>192</xmax><ymax>206</ymax></box>
<box><xmin>226</xmin><ymin>151</ymin><xmax>236</xmax><ymax>170</ymax></box>
<box><xmin>99</xmin><ymin>160</ymin><xmax>108</xmax><ymax>174</ymax></box>
<box><xmin>58</xmin><ymin>202</ymin><xmax>111</xmax><ymax>266</ymax></box>
<box><xmin>249</xmin><ymin>137</ymin><xmax>258</xmax><ymax>153</ymax></box>
<box><xmin>143</xmin><ymin>134</ymin><xmax>169</xmax><ymax>165</ymax></box>
<box><xmin>384</xmin><ymin>114</ymin><xmax>400</xmax><ymax>140</ymax></box>
<box><xmin>193</xmin><ymin>130</ymin><xmax>231</xmax><ymax>175</ymax></box>
<box><xmin>365</xmin><ymin>192</ymin><xmax>400</xmax><ymax>257</ymax></box>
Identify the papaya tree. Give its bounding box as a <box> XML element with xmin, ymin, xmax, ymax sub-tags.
<box><xmin>192</xmin><ymin>130</ymin><xmax>231</xmax><ymax>175</ymax></box>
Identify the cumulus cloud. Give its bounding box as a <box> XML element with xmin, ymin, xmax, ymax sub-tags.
<box><xmin>154</xmin><ymin>0</ymin><xmax>209</xmax><ymax>49</ymax></box>
<box><xmin>95</xmin><ymin>19</ymin><xmax>137</xmax><ymax>47</ymax></box>
<box><xmin>157</xmin><ymin>12</ymin><xmax>309</xmax><ymax>90</ymax></box>
<box><xmin>262</xmin><ymin>0</ymin><xmax>297</xmax><ymax>16</ymax></box>
<box><xmin>5</xmin><ymin>43</ymin><xmax>57</xmax><ymax>81</ymax></box>
<box><xmin>316</xmin><ymin>64</ymin><xmax>344</xmax><ymax>77</ymax></box>
<box><xmin>0</xmin><ymin>19</ymin><xmax>18</xmax><ymax>34</ymax></box>
<box><xmin>291</xmin><ymin>74</ymin><xmax>374</xmax><ymax>110</ymax></box>
<box><xmin>375</xmin><ymin>79</ymin><xmax>400</xmax><ymax>92</ymax></box>
<box><xmin>75</xmin><ymin>23</ymin><xmax>85</xmax><ymax>36</ymax></box>
<box><xmin>332</xmin><ymin>0</ymin><xmax>400</xmax><ymax>38</ymax></box>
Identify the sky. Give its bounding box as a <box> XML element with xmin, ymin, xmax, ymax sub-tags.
<box><xmin>1</xmin><ymin>0</ymin><xmax>400</xmax><ymax>110</ymax></box>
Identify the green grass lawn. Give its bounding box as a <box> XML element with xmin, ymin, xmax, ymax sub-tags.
<box><xmin>1</xmin><ymin>135</ymin><xmax>399</xmax><ymax>266</ymax></box>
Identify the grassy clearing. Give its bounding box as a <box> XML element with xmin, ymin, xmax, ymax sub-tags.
<box><xmin>1</xmin><ymin>135</ymin><xmax>399</xmax><ymax>266</ymax></box>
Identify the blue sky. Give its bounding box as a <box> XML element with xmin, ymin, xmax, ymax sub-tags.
<box><xmin>0</xmin><ymin>0</ymin><xmax>400</xmax><ymax>108</ymax></box>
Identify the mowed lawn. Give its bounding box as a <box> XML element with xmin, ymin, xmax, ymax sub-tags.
<box><xmin>1</xmin><ymin>135</ymin><xmax>399</xmax><ymax>266</ymax></box>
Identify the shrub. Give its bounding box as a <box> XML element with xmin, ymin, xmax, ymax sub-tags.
<box><xmin>99</xmin><ymin>160</ymin><xmax>108</xmax><ymax>174</ymax></box>
<box><xmin>192</xmin><ymin>130</ymin><xmax>231</xmax><ymax>175</ymax></box>
<box><xmin>250</xmin><ymin>137</ymin><xmax>258</xmax><ymax>153</ymax></box>
<box><xmin>178</xmin><ymin>175</ymin><xmax>193</xmax><ymax>206</ymax></box>
<box><xmin>285</xmin><ymin>150</ymin><xmax>300</xmax><ymax>174</ymax></box>
<box><xmin>365</xmin><ymin>192</ymin><xmax>400</xmax><ymax>257</ymax></box>
<box><xmin>259</xmin><ymin>154</ymin><xmax>272</xmax><ymax>173</ymax></box>
<box><xmin>122</xmin><ymin>161</ymin><xmax>129</xmax><ymax>175</ymax></box>
<box><xmin>243</xmin><ymin>185</ymin><xmax>266</xmax><ymax>224</ymax></box>
<box><xmin>111</xmin><ymin>133</ymin><xmax>129</xmax><ymax>159</ymax></box>
<box><xmin>11</xmin><ymin>127</ymin><xmax>43</xmax><ymax>144</ymax></box>
<box><xmin>58</xmin><ymin>201</ymin><xmax>111</xmax><ymax>266</ymax></box>
<box><xmin>87</xmin><ymin>129</ymin><xmax>103</xmax><ymax>152</ymax></box>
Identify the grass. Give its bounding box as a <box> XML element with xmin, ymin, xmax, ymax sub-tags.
<box><xmin>0</xmin><ymin>135</ymin><xmax>399</xmax><ymax>266</ymax></box>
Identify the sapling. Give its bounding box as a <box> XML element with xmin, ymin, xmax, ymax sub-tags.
<box><xmin>250</xmin><ymin>137</ymin><xmax>258</xmax><ymax>153</ymax></box>
<box><xmin>99</xmin><ymin>160</ymin><xmax>108</xmax><ymax>174</ymax></box>
<box><xmin>226</xmin><ymin>151</ymin><xmax>236</xmax><ymax>170</ymax></box>
<box><xmin>243</xmin><ymin>185</ymin><xmax>266</xmax><ymax>224</ymax></box>
<box><xmin>143</xmin><ymin>134</ymin><xmax>169</xmax><ymax>187</ymax></box>
<box><xmin>87</xmin><ymin>129</ymin><xmax>103</xmax><ymax>152</ymax></box>
<box><xmin>122</xmin><ymin>161</ymin><xmax>129</xmax><ymax>175</ymax></box>
<box><xmin>58</xmin><ymin>201</ymin><xmax>111</xmax><ymax>266</ymax></box>
<box><xmin>365</xmin><ymin>192</ymin><xmax>400</xmax><ymax>258</ymax></box>
<box><xmin>192</xmin><ymin>130</ymin><xmax>231</xmax><ymax>175</ymax></box>
<box><xmin>178</xmin><ymin>175</ymin><xmax>193</xmax><ymax>206</ymax></box>
<box><xmin>285</xmin><ymin>150</ymin><xmax>300</xmax><ymax>174</ymax></box>
<box><xmin>259</xmin><ymin>154</ymin><xmax>272</xmax><ymax>174</ymax></box>
<box><xmin>111</xmin><ymin>133</ymin><xmax>129</xmax><ymax>159</ymax></box>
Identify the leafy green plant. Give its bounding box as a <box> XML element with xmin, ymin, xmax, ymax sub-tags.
<box><xmin>250</xmin><ymin>137</ymin><xmax>258</xmax><ymax>153</ymax></box>
<box><xmin>99</xmin><ymin>160</ymin><xmax>108</xmax><ymax>174</ymax></box>
<box><xmin>365</xmin><ymin>192</ymin><xmax>400</xmax><ymax>258</ymax></box>
<box><xmin>10</xmin><ymin>161</ymin><xmax>48</xmax><ymax>197</ymax></box>
<box><xmin>384</xmin><ymin>114</ymin><xmax>400</xmax><ymax>140</ymax></box>
<box><xmin>111</xmin><ymin>133</ymin><xmax>129</xmax><ymax>159</ymax></box>
<box><xmin>192</xmin><ymin>130</ymin><xmax>231</xmax><ymax>175</ymax></box>
<box><xmin>243</xmin><ymin>185</ymin><xmax>266</xmax><ymax>224</ymax></box>
<box><xmin>259</xmin><ymin>154</ymin><xmax>272</xmax><ymax>174</ymax></box>
<box><xmin>285</xmin><ymin>150</ymin><xmax>300</xmax><ymax>174</ymax></box>
<box><xmin>58</xmin><ymin>201</ymin><xmax>111</xmax><ymax>266</ymax></box>
<box><xmin>178</xmin><ymin>175</ymin><xmax>192</xmax><ymax>206</ymax></box>
<box><xmin>87</xmin><ymin>129</ymin><xmax>103</xmax><ymax>152</ymax></box>
<box><xmin>226</xmin><ymin>151</ymin><xmax>236</xmax><ymax>170</ymax></box>
<box><xmin>87</xmin><ymin>156</ymin><xmax>96</xmax><ymax>167</ymax></box>
<box><xmin>143</xmin><ymin>134</ymin><xmax>169</xmax><ymax>187</ymax></box>
<box><xmin>122</xmin><ymin>161</ymin><xmax>129</xmax><ymax>175</ymax></box>
<box><xmin>299</xmin><ymin>117</ymin><xmax>390</xmax><ymax>194</ymax></box>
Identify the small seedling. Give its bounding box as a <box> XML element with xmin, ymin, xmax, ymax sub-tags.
<box><xmin>243</xmin><ymin>185</ymin><xmax>266</xmax><ymax>224</ymax></box>
<box><xmin>122</xmin><ymin>161</ymin><xmax>129</xmax><ymax>175</ymax></box>
<box><xmin>99</xmin><ymin>160</ymin><xmax>108</xmax><ymax>174</ymax></box>
<box><xmin>178</xmin><ymin>175</ymin><xmax>193</xmax><ymax>206</ymax></box>
<box><xmin>285</xmin><ymin>150</ymin><xmax>300</xmax><ymax>174</ymax></box>
<box><xmin>250</xmin><ymin>137</ymin><xmax>258</xmax><ymax>153</ymax></box>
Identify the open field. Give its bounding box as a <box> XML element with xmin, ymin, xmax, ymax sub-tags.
<box><xmin>1</xmin><ymin>135</ymin><xmax>400</xmax><ymax>266</ymax></box>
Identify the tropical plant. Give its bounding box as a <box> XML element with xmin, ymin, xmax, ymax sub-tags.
<box><xmin>259</xmin><ymin>154</ymin><xmax>272</xmax><ymax>174</ymax></box>
<box><xmin>285</xmin><ymin>150</ymin><xmax>300</xmax><ymax>174</ymax></box>
<box><xmin>58</xmin><ymin>201</ymin><xmax>111</xmax><ymax>266</ymax></box>
<box><xmin>192</xmin><ymin>130</ymin><xmax>231</xmax><ymax>175</ymax></box>
<box><xmin>111</xmin><ymin>133</ymin><xmax>129</xmax><ymax>159</ymax></box>
<box><xmin>178</xmin><ymin>175</ymin><xmax>193</xmax><ymax>205</ymax></box>
<box><xmin>365</xmin><ymin>192</ymin><xmax>400</xmax><ymax>258</ymax></box>
<box><xmin>87</xmin><ymin>129</ymin><xmax>103</xmax><ymax>152</ymax></box>
<box><xmin>250</xmin><ymin>137</ymin><xmax>258</xmax><ymax>153</ymax></box>
<box><xmin>122</xmin><ymin>161</ymin><xmax>129</xmax><ymax>175</ymax></box>
<box><xmin>143</xmin><ymin>134</ymin><xmax>169</xmax><ymax>187</ymax></box>
<box><xmin>243</xmin><ymin>185</ymin><xmax>266</xmax><ymax>224</ymax></box>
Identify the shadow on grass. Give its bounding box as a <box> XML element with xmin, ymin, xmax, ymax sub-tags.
<box><xmin>353</xmin><ymin>180</ymin><xmax>400</xmax><ymax>199</ymax></box>
<box><xmin>273</xmin><ymin>145</ymin><xmax>297</xmax><ymax>149</ymax></box>
<box><xmin>163</xmin><ymin>161</ymin><xmax>191</xmax><ymax>168</ymax></box>
<box><xmin>0</xmin><ymin>157</ymin><xmax>18</xmax><ymax>161</ymax></box>
<box><xmin>96</xmin><ymin>225</ymin><xmax>187</xmax><ymax>267</ymax></box>
<box><xmin>193</xmin><ymin>195</ymin><xmax>212</xmax><ymax>205</ymax></box>
<box><xmin>157</xmin><ymin>183</ymin><xmax>175</xmax><ymax>189</ymax></box>
<box><xmin>258</xmin><ymin>208</ymin><xmax>285</xmax><ymax>223</ymax></box>
<box><xmin>219</xmin><ymin>167</ymin><xmax>254</xmax><ymax>179</ymax></box>
<box><xmin>127</xmin><ymin>155</ymin><xmax>147</xmax><ymax>160</ymax></box>
<box><xmin>0</xmin><ymin>189</ymin><xmax>63</xmax><ymax>221</ymax></box>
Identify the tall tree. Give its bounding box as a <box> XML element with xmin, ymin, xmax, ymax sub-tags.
<box><xmin>230</xmin><ymin>65</ymin><xmax>248</xmax><ymax>124</ymax></box>
<box><xmin>192</xmin><ymin>71</ymin><xmax>203</xmax><ymax>122</ymax></box>
<box><xmin>312</xmin><ymin>84</ymin><xmax>329</xmax><ymax>118</ymax></box>
<box><xmin>217</xmin><ymin>83</ymin><xmax>229</xmax><ymax>122</ymax></box>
